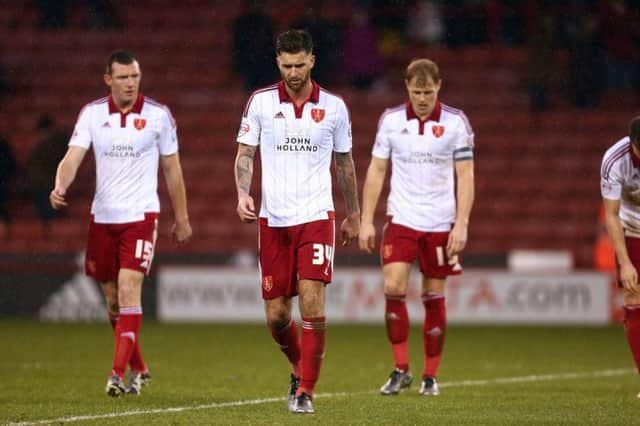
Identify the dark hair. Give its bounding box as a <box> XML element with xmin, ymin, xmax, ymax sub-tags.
<box><xmin>106</xmin><ymin>50</ymin><xmax>136</xmax><ymax>75</ymax></box>
<box><xmin>405</xmin><ymin>58</ymin><xmax>441</xmax><ymax>85</ymax></box>
<box><xmin>276</xmin><ymin>29</ymin><xmax>313</xmax><ymax>55</ymax></box>
<box><xmin>631</xmin><ymin>116</ymin><xmax>640</xmax><ymax>147</ymax></box>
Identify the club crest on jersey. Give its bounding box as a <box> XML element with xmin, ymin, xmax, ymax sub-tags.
<box><xmin>311</xmin><ymin>108</ymin><xmax>325</xmax><ymax>123</ymax></box>
<box><xmin>133</xmin><ymin>118</ymin><xmax>146</xmax><ymax>130</ymax></box>
<box><xmin>262</xmin><ymin>275</ymin><xmax>273</xmax><ymax>292</ymax></box>
<box><xmin>432</xmin><ymin>125</ymin><xmax>445</xmax><ymax>138</ymax></box>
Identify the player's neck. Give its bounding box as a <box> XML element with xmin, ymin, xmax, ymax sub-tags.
<box><xmin>286</xmin><ymin>81</ymin><xmax>313</xmax><ymax>106</ymax></box>
<box><xmin>112</xmin><ymin>95</ymin><xmax>136</xmax><ymax>113</ymax></box>
<box><xmin>415</xmin><ymin>105</ymin><xmax>434</xmax><ymax>121</ymax></box>
<box><xmin>417</xmin><ymin>111</ymin><xmax>432</xmax><ymax>121</ymax></box>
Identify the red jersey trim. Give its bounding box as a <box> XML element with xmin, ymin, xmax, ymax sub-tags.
<box><xmin>75</xmin><ymin>96</ymin><xmax>108</xmax><ymax>124</ymax></box>
<box><xmin>278</xmin><ymin>80</ymin><xmax>320</xmax><ymax>119</ymax></box>
<box><xmin>406</xmin><ymin>101</ymin><xmax>441</xmax><ymax>135</ymax></box>
<box><xmin>442</xmin><ymin>103</ymin><xmax>473</xmax><ymax>137</ymax></box>
<box><xmin>108</xmin><ymin>94</ymin><xmax>144</xmax><ymax>128</ymax></box>
<box><xmin>242</xmin><ymin>84</ymin><xmax>279</xmax><ymax>118</ymax></box>
<box><xmin>377</xmin><ymin>104</ymin><xmax>405</xmax><ymax>131</ymax></box>
<box><xmin>146</xmin><ymin>96</ymin><xmax>177</xmax><ymax>129</ymax></box>
<box><xmin>602</xmin><ymin>144</ymin><xmax>632</xmax><ymax>179</ymax></box>
<box><xmin>319</xmin><ymin>84</ymin><xmax>351</xmax><ymax>124</ymax></box>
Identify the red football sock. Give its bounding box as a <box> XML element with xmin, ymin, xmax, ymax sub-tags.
<box><xmin>624</xmin><ymin>305</ymin><xmax>640</xmax><ymax>373</ymax></box>
<box><xmin>129</xmin><ymin>339</ymin><xmax>148</xmax><ymax>374</ymax></box>
<box><xmin>385</xmin><ymin>295</ymin><xmax>409</xmax><ymax>372</ymax></box>
<box><xmin>422</xmin><ymin>293</ymin><xmax>446</xmax><ymax>378</ymax></box>
<box><xmin>297</xmin><ymin>317</ymin><xmax>326</xmax><ymax>397</ymax></box>
<box><xmin>110</xmin><ymin>307</ymin><xmax>142</xmax><ymax>378</ymax></box>
<box><xmin>269</xmin><ymin>318</ymin><xmax>301</xmax><ymax>377</ymax></box>
<box><xmin>109</xmin><ymin>312</ymin><xmax>147</xmax><ymax>373</ymax></box>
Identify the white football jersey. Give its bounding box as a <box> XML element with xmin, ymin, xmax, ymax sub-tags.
<box><xmin>237</xmin><ymin>81</ymin><xmax>352</xmax><ymax>227</ymax></box>
<box><xmin>601</xmin><ymin>136</ymin><xmax>640</xmax><ymax>234</ymax></box>
<box><xmin>372</xmin><ymin>101</ymin><xmax>474</xmax><ymax>232</ymax></box>
<box><xmin>69</xmin><ymin>95</ymin><xmax>178</xmax><ymax>223</ymax></box>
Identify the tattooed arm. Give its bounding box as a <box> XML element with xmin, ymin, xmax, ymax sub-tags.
<box><xmin>235</xmin><ymin>143</ymin><xmax>258</xmax><ymax>223</ymax></box>
<box><xmin>335</xmin><ymin>150</ymin><xmax>360</xmax><ymax>245</ymax></box>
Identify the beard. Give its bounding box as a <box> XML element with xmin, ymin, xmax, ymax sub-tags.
<box><xmin>283</xmin><ymin>71</ymin><xmax>311</xmax><ymax>93</ymax></box>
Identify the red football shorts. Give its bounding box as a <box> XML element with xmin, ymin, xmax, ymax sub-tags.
<box><xmin>381</xmin><ymin>219</ymin><xmax>462</xmax><ymax>279</ymax></box>
<box><xmin>85</xmin><ymin>213</ymin><xmax>159</xmax><ymax>282</ymax></box>
<box><xmin>258</xmin><ymin>215</ymin><xmax>335</xmax><ymax>299</ymax></box>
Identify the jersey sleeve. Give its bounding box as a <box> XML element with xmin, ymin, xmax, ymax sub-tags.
<box><xmin>158</xmin><ymin>107</ymin><xmax>178</xmax><ymax>156</ymax></box>
<box><xmin>453</xmin><ymin>111</ymin><xmax>474</xmax><ymax>162</ymax></box>
<box><xmin>333</xmin><ymin>99</ymin><xmax>352</xmax><ymax>153</ymax></box>
<box><xmin>237</xmin><ymin>94</ymin><xmax>261</xmax><ymax>147</ymax></box>
<box><xmin>371</xmin><ymin>110</ymin><xmax>392</xmax><ymax>160</ymax></box>
<box><xmin>68</xmin><ymin>105</ymin><xmax>92</xmax><ymax>149</ymax></box>
<box><xmin>601</xmin><ymin>152</ymin><xmax>623</xmax><ymax>200</ymax></box>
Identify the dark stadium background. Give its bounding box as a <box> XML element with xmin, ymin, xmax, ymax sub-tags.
<box><xmin>0</xmin><ymin>0</ymin><xmax>637</xmax><ymax>316</ymax></box>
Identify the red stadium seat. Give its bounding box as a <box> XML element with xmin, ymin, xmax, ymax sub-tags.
<box><xmin>0</xmin><ymin>1</ymin><xmax>630</xmax><ymax>267</ymax></box>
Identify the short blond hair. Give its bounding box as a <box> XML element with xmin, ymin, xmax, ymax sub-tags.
<box><xmin>405</xmin><ymin>59</ymin><xmax>440</xmax><ymax>85</ymax></box>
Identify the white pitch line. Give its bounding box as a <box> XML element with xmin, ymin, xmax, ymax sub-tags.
<box><xmin>6</xmin><ymin>368</ymin><xmax>635</xmax><ymax>426</ymax></box>
<box><xmin>439</xmin><ymin>367</ymin><xmax>634</xmax><ymax>388</ymax></box>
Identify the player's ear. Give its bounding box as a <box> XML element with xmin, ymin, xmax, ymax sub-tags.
<box><xmin>309</xmin><ymin>54</ymin><xmax>315</xmax><ymax>69</ymax></box>
<box><xmin>104</xmin><ymin>73</ymin><xmax>112</xmax><ymax>88</ymax></box>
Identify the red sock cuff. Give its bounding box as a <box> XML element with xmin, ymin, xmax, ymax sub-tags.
<box><xmin>385</xmin><ymin>294</ymin><xmax>406</xmax><ymax>301</ymax></box>
<box><xmin>422</xmin><ymin>292</ymin><xmax>445</xmax><ymax>304</ymax></box>
<box><xmin>302</xmin><ymin>317</ymin><xmax>326</xmax><ymax>330</ymax></box>
<box><xmin>120</xmin><ymin>306</ymin><xmax>143</xmax><ymax>315</ymax></box>
<box><xmin>625</xmin><ymin>305</ymin><xmax>640</xmax><ymax>323</ymax></box>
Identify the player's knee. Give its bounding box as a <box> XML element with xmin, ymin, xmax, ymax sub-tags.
<box><xmin>624</xmin><ymin>291</ymin><xmax>640</xmax><ymax>306</ymax></box>
<box><xmin>299</xmin><ymin>299</ymin><xmax>324</xmax><ymax>317</ymax></box>
<box><xmin>383</xmin><ymin>278</ymin><xmax>406</xmax><ymax>295</ymax></box>
<box><xmin>102</xmin><ymin>292</ymin><xmax>119</xmax><ymax>314</ymax></box>
<box><xmin>106</xmin><ymin>302</ymin><xmax>119</xmax><ymax>317</ymax></box>
<box><xmin>117</xmin><ymin>281</ymin><xmax>141</xmax><ymax>306</ymax></box>
<box><xmin>423</xmin><ymin>278</ymin><xmax>446</xmax><ymax>294</ymax></box>
<box><xmin>266</xmin><ymin>312</ymin><xmax>290</xmax><ymax>330</ymax></box>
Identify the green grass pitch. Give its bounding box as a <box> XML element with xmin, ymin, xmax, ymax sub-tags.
<box><xmin>1</xmin><ymin>320</ymin><xmax>639</xmax><ymax>425</ymax></box>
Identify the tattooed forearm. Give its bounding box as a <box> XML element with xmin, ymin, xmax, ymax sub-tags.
<box><xmin>235</xmin><ymin>144</ymin><xmax>256</xmax><ymax>195</ymax></box>
<box><xmin>335</xmin><ymin>151</ymin><xmax>360</xmax><ymax>215</ymax></box>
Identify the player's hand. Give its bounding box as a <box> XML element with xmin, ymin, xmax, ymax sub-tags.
<box><xmin>446</xmin><ymin>222</ymin><xmax>468</xmax><ymax>258</ymax></box>
<box><xmin>359</xmin><ymin>222</ymin><xmax>377</xmax><ymax>254</ymax></box>
<box><xmin>237</xmin><ymin>193</ymin><xmax>257</xmax><ymax>223</ymax></box>
<box><xmin>49</xmin><ymin>187</ymin><xmax>68</xmax><ymax>210</ymax></box>
<box><xmin>619</xmin><ymin>261</ymin><xmax>640</xmax><ymax>294</ymax></box>
<box><xmin>172</xmin><ymin>218</ymin><xmax>192</xmax><ymax>247</ymax></box>
<box><xmin>340</xmin><ymin>212</ymin><xmax>360</xmax><ymax>246</ymax></box>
